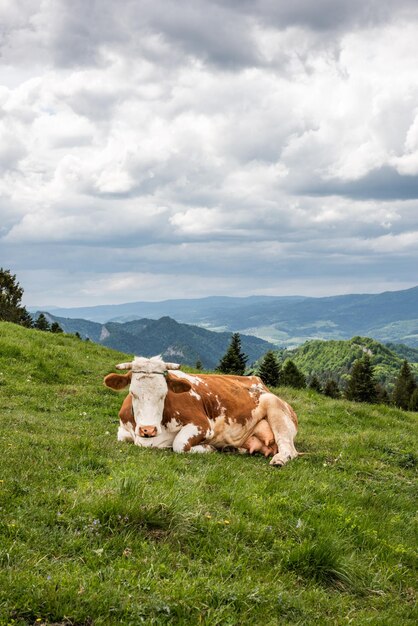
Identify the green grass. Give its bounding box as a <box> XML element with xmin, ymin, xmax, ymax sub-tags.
<box><xmin>0</xmin><ymin>322</ymin><xmax>417</xmax><ymax>625</ymax></box>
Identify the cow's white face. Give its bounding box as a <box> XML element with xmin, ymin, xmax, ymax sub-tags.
<box><xmin>129</xmin><ymin>357</ymin><xmax>170</xmax><ymax>436</ymax></box>
<box><xmin>108</xmin><ymin>356</ymin><xmax>191</xmax><ymax>439</ymax></box>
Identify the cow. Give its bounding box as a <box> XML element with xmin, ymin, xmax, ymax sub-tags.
<box><xmin>104</xmin><ymin>355</ymin><xmax>298</xmax><ymax>466</ymax></box>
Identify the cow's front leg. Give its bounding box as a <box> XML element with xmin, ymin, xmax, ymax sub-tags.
<box><xmin>172</xmin><ymin>422</ymin><xmax>214</xmax><ymax>453</ymax></box>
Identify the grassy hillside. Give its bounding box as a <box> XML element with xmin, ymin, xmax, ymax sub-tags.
<box><xmin>0</xmin><ymin>322</ymin><xmax>417</xmax><ymax>625</ymax></box>
<box><xmin>275</xmin><ymin>336</ymin><xmax>418</xmax><ymax>388</ymax></box>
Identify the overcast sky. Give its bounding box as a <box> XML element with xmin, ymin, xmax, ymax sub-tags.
<box><xmin>1</xmin><ymin>0</ymin><xmax>417</xmax><ymax>307</ymax></box>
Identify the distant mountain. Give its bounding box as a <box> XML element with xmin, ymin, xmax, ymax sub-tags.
<box><xmin>32</xmin><ymin>286</ymin><xmax>418</xmax><ymax>347</ymax></box>
<box><xmin>32</xmin><ymin>295</ymin><xmax>305</xmax><ymax>325</ymax></box>
<box><xmin>273</xmin><ymin>336</ymin><xmax>418</xmax><ymax>389</ymax></box>
<box><xmin>40</xmin><ymin>313</ymin><xmax>276</xmax><ymax>369</ymax></box>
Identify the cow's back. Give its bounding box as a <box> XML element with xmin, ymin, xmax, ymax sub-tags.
<box><xmin>163</xmin><ymin>372</ymin><xmax>270</xmax><ymax>447</ymax></box>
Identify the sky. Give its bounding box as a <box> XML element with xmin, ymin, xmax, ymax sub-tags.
<box><xmin>0</xmin><ymin>0</ymin><xmax>417</xmax><ymax>307</ymax></box>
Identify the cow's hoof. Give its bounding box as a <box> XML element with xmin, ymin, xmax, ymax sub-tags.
<box><xmin>270</xmin><ymin>453</ymin><xmax>290</xmax><ymax>467</ymax></box>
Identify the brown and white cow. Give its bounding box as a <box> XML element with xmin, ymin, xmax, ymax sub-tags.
<box><xmin>104</xmin><ymin>355</ymin><xmax>298</xmax><ymax>466</ymax></box>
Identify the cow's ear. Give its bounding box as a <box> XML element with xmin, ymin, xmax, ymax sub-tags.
<box><xmin>104</xmin><ymin>372</ymin><xmax>132</xmax><ymax>390</ymax></box>
<box><xmin>166</xmin><ymin>373</ymin><xmax>192</xmax><ymax>394</ymax></box>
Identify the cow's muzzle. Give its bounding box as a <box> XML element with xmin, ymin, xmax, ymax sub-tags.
<box><xmin>139</xmin><ymin>426</ymin><xmax>158</xmax><ymax>438</ymax></box>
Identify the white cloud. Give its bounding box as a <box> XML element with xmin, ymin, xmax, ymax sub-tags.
<box><xmin>0</xmin><ymin>0</ymin><xmax>417</xmax><ymax>305</ymax></box>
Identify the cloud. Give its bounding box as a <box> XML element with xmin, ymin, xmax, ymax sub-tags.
<box><xmin>299</xmin><ymin>166</ymin><xmax>418</xmax><ymax>201</ymax></box>
<box><xmin>0</xmin><ymin>0</ymin><xmax>417</xmax><ymax>306</ymax></box>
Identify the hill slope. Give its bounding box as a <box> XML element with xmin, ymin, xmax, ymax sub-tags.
<box><xmin>40</xmin><ymin>313</ymin><xmax>276</xmax><ymax>369</ymax></box>
<box><xmin>0</xmin><ymin>322</ymin><xmax>417</xmax><ymax>624</ymax></box>
<box><xmin>33</xmin><ymin>285</ymin><xmax>418</xmax><ymax>347</ymax></box>
<box><xmin>275</xmin><ymin>336</ymin><xmax>418</xmax><ymax>388</ymax></box>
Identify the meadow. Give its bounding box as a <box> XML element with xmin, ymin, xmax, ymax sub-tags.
<box><xmin>0</xmin><ymin>322</ymin><xmax>417</xmax><ymax>625</ymax></box>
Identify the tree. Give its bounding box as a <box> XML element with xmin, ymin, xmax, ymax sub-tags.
<box><xmin>216</xmin><ymin>333</ymin><xmax>248</xmax><ymax>375</ymax></box>
<box><xmin>34</xmin><ymin>313</ymin><xmax>51</xmax><ymax>331</ymax></box>
<box><xmin>309</xmin><ymin>375</ymin><xmax>322</xmax><ymax>393</ymax></box>
<box><xmin>280</xmin><ymin>360</ymin><xmax>306</xmax><ymax>389</ymax></box>
<box><xmin>392</xmin><ymin>360</ymin><xmax>417</xmax><ymax>410</ymax></box>
<box><xmin>409</xmin><ymin>388</ymin><xmax>418</xmax><ymax>412</ymax></box>
<box><xmin>258</xmin><ymin>351</ymin><xmax>280</xmax><ymax>387</ymax></box>
<box><xmin>345</xmin><ymin>355</ymin><xmax>377</xmax><ymax>403</ymax></box>
<box><xmin>323</xmin><ymin>379</ymin><xmax>340</xmax><ymax>398</ymax></box>
<box><xmin>375</xmin><ymin>383</ymin><xmax>390</xmax><ymax>405</ymax></box>
<box><xmin>195</xmin><ymin>359</ymin><xmax>203</xmax><ymax>371</ymax></box>
<box><xmin>50</xmin><ymin>322</ymin><xmax>63</xmax><ymax>333</ymax></box>
<box><xmin>0</xmin><ymin>268</ymin><xmax>32</xmax><ymax>327</ymax></box>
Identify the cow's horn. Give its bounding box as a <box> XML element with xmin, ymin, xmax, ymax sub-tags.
<box><xmin>164</xmin><ymin>362</ymin><xmax>181</xmax><ymax>370</ymax></box>
<box><xmin>115</xmin><ymin>362</ymin><xmax>133</xmax><ymax>370</ymax></box>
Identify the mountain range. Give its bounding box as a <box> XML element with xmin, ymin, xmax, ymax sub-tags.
<box><xmin>41</xmin><ymin>313</ymin><xmax>275</xmax><ymax>369</ymax></box>
<box><xmin>33</xmin><ymin>286</ymin><xmax>418</xmax><ymax>347</ymax></box>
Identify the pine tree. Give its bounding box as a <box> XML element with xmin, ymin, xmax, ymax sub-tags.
<box><xmin>34</xmin><ymin>313</ymin><xmax>51</xmax><ymax>331</ymax></box>
<box><xmin>50</xmin><ymin>322</ymin><xmax>63</xmax><ymax>333</ymax></box>
<box><xmin>309</xmin><ymin>375</ymin><xmax>322</xmax><ymax>393</ymax></box>
<box><xmin>280</xmin><ymin>360</ymin><xmax>306</xmax><ymax>389</ymax></box>
<box><xmin>392</xmin><ymin>360</ymin><xmax>417</xmax><ymax>410</ymax></box>
<box><xmin>0</xmin><ymin>268</ymin><xmax>32</xmax><ymax>327</ymax></box>
<box><xmin>375</xmin><ymin>383</ymin><xmax>390</xmax><ymax>405</ymax></box>
<box><xmin>323</xmin><ymin>379</ymin><xmax>340</xmax><ymax>398</ymax></box>
<box><xmin>345</xmin><ymin>355</ymin><xmax>377</xmax><ymax>403</ymax></box>
<box><xmin>216</xmin><ymin>333</ymin><xmax>248</xmax><ymax>375</ymax></box>
<box><xmin>258</xmin><ymin>351</ymin><xmax>280</xmax><ymax>387</ymax></box>
<box><xmin>409</xmin><ymin>388</ymin><xmax>418</xmax><ymax>412</ymax></box>
<box><xmin>195</xmin><ymin>359</ymin><xmax>203</xmax><ymax>371</ymax></box>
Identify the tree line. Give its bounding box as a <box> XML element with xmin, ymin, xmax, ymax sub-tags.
<box><xmin>215</xmin><ymin>333</ymin><xmax>418</xmax><ymax>412</ymax></box>
<box><xmin>0</xmin><ymin>268</ymin><xmax>63</xmax><ymax>334</ymax></box>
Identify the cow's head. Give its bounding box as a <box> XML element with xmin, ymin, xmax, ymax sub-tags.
<box><xmin>104</xmin><ymin>355</ymin><xmax>191</xmax><ymax>437</ymax></box>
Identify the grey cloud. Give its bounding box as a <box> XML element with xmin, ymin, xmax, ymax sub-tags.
<box><xmin>217</xmin><ymin>0</ymin><xmax>418</xmax><ymax>30</ymax></box>
<box><xmin>4</xmin><ymin>0</ymin><xmax>417</xmax><ymax>72</ymax></box>
<box><xmin>298</xmin><ymin>166</ymin><xmax>418</xmax><ymax>201</ymax></box>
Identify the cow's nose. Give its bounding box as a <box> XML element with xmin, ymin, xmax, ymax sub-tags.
<box><xmin>139</xmin><ymin>426</ymin><xmax>158</xmax><ymax>438</ymax></box>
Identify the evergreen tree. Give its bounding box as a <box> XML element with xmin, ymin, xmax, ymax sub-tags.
<box><xmin>308</xmin><ymin>375</ymin><xmax>322</xmax><ymax>393</ymax></box>
<box><xmin>323</xmin><ymin>379</ymin><xmax>340</xmax><ymax>398</ymax></box>
<box><xmin>409</xmin><ymin>388</ymin><xmax>418</xmax><ymax>412</ymax></box>
<box><xmin>375</xmin><ymin>383</ymin><xmax>390</xmax><ymax>405</ymax></box>
<box><xmin>392</xmin><ymin>360</ymin><xmax>417</xmax><ymax>410</ymax></box>
<box><xmin>195</xmin><ymin>359</ymin><xmax>203</xmax><ymax>371</ymax></box>
<box><xmin>258</xmin><ymin>351</ymin><xmax>280</xmax><ymax>387</ymax></box>
<box><xmin>345</xmin><ymin>355</ymin><xmax>377</xmax><ymax>403</ymax></box>
<box><xmin>216</xmin><ymin>333</ymin><xmax>248</xmax><ymax>375</ymax></box>
<box><xmin>280</xmin><ymin>360</ymin><xmax>306</xmax><ymax>389</ymax></box>
<box><xmin>34</xmin><ymin>313</ymin><xmax>51</xmax><ymax>331</ymax></box>
<box><xmin>0</xmin><ymin>268</ymin><xmax>32</xmax><ymax>327</ymax></box>
<box><xmin>50</xmin><ymin>322</ymin><xmax>63</xmax><ymax>333</ymax></box>
<box><xmin>74</xmin><ymin>332</ymin><xmax>82</xmax><ymax>339</ymax></box>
